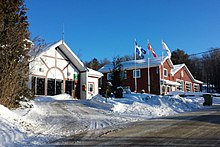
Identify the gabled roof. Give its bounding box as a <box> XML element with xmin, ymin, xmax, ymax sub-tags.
<box><xmin>58</xmin><ymin>41</ymin><xmax>87</xmax><ymax>72</ymax></box>
<box><xmin>31</xmin><ymin>40</ymin><xmax>87</xmax><ymax>72</ymax></box>
<box><xmin>99</xmin><ymin>56</ymin><xmax>172</xmax><ymax>73</ymax></box>
<box><xmin>171</xmin><ymin>64</ymin><xmax>185</xmax><ymax>75</ymax></box>
<box><xmin>171</xmin><ymin>63</ymin><xmax>203</xmax><ymax>84</ymax></box>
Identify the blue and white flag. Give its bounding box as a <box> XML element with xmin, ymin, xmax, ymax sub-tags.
<box><xmin>135</xmin><ymin>41</ymin><xmax>146</xmax><ymax>58</ymax></box>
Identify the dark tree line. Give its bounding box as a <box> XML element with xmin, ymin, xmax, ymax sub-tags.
<box><xmin>171</xmin><ymin>48</ymin><xmax>220</xmax><ymax>93</ymax></box>
<box><xmin>84</xmin><ymin>55</ymin><xmax>133</xmax><ymax>71</ymax></box>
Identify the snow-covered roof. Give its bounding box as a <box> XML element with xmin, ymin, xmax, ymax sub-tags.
<box><xmin>99</xmin><ymin>57</ymin><xmax>169</xmax><ymax>73</ymax></box>
<box><xmin>171</xmin><ymin>63</ymin><xmax>203</xmax><ymax>84</ymax></box>
<box><xmin>88</xmin><ymin>68</ymin><xmax>103</xmax><ymax>78</ymax></box>
<box><xmin>171</xmin><ymin>64</ymin><xmax>185</xmax><ymax>75</ymax></box>
<box><xmin>161</xmin><ymin>79</ymin><xmax>181</xmax><ymax>86</ymax></box>
<box><xmin>194</xmin><ymin>79</ymin><xmax>203</xmax><ymax>84</ymax></box>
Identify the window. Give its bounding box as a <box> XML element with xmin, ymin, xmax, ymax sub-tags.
<box><xmin>88</xmin><ymin>83</ymin><xmax>94</xmax><ymax>93</ymax></box>
<box><xmin>176</xmin><ymin>79</ymin><xmax>184</xmax><ymax>91</ymax></box>
<box><xmin>107</xmin><ymin>73</ymin><xmax>112</xmax><ymax>80</ymax></box>
<box><xmin>133</xmin><ymin>69</ymin><xmax>141</xmax><ymax>78</ymax></box>
<box><xmin>32</xmin><ymin>77</ymin><xmax>45</xmax><ymax>95</ymax></box>
<box><xmin>121</xmin><ymin>71</ymin><xmax>127</xmax><ymax>79</ymax></box>
<box><xmin>194</xmin><ymin>84</ymin><xmax>200</xmax><ymax>92</ymax></box>
<box><xmin>186</xmin><ymin>82</ymin><xmax>192</xmax><ymax>92</ymax></box>
<box><xmin>181</xmin><ymin>70</ymin><xmax>184</xmax><ymax>78</ymax></box>
<box><xmin>164</xmin><ymin>68</ymin><xmax>168</xmax><ymax>77</ymax></box>
<box><xmin>39</xmin><ymin>67</ymin><xmax>44</xmax><ymax>72</ymax></box>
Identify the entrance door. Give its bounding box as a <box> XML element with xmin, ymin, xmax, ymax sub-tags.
<box><xmin>47</xmin><ymin>78</ymin><xmax>64</xmax><ymax>96</ymax></box>
<box><xmin>47</xmin><ymin>78</ymin><xmax>55</xmax><ymax>95</ymax></box>
<box><xmin>47</xmin><ymin>68</ymin><xmax>64</xmax><ymax>96</ymax></box>
<box><xmin>56</xmin><ymin>79</ymin><xmax>63</xmax><ymax>95</ymax></box>
<box><xmin>65</xmin><ymin>80</ymin><xmax>73</xmax><ymax>96</ymax></box>
<box><xmin>32</xmin><ymin>77</ymin><xmax>45</xmax><ymax>95</ymax></box>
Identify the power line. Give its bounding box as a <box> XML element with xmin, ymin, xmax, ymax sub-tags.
<box><xmin>188</xmin><ymin>48</ymin><xmax>220</xmax><ymax>57</ymax></box>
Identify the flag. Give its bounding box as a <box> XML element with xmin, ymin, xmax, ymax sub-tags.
<box><xmin>135</xmin><ymin>41</ymin><xmax>146</xmax><ymax>58</ymax></box>
<box><xmin>148</xmin><ymin>42</ymin><xmax>157</xmax><ymax>58</ymax></box>
<box><xmin>162</xmin><ymin>41</ymin><xmax>171</xmax><ymax>58</ymax></box>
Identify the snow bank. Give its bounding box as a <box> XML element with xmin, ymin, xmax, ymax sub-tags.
<box><xmin>1</xmin><ymin>92</ymin><xmax>219</xmax><ymax>146</ymax></box>
<box><xmin>34</xmin><ymin>93</ymin><xmax>74</xmax><ymax>102</ymax></box>
<box><xmin>85</xmin><ymin>93</ymin><xmax>203</xmax><ymax>119</ymax></box>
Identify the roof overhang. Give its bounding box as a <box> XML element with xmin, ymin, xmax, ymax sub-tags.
<box><xmin>161</xmin><ymin>79</ymin><xmax>181</xmax><ymax>86</ymax></box>
<box><xmin>88</xmin><ymin>68</ymin><xmax>103</xmax><ymax>78</ymax></box>
<box><xmin>58</xmin><ymin>41</ymin><xmax>87</xmax><ymax>72</ymax></box>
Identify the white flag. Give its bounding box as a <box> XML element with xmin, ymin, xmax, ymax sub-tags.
<box><xmin>162</xmin><ymin>41</ymin><xmax>171</xmax><ymax>58</ymax></box>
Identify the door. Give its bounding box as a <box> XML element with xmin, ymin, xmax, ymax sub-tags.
<box><xmin>65</xmin><ymin>80</ymin><xmax>73</xmax><ymax>96</ymax></box>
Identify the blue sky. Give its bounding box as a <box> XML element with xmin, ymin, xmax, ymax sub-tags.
<box><xmin>26</xmin><ymin>0</ymin><xmax>220</xmax><ymax>62</ymax></box>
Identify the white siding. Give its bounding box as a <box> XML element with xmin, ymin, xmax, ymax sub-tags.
<box><xmin>87</xmin><ymin>76</ymin><xmax>99</xmax><ymax>99</ymax></box>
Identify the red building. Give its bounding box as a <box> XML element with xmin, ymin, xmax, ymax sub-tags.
<box><xmin>98</xmin><ymin>56</ymin><xmax>203</xmax><ymax>95</ymax></box>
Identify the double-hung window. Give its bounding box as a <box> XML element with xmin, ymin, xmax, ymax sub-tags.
<box><xmin>133</xmin><ymin>69</ymin><xmax>141</xmax><ymax>78</ymax></box>
<box><xmin>194</xmin><ymin>84</ymin><xmax>199</xmax><ymax>92</ymax></box>
<box><xmin>164</xmin><ymin>68</ymin><xmax>168</xmax><ymax>77</ymax></box>
<box><xmin>176</xmin><ymin>79</ymin><xmax>184</xmax><ymax>91</ymax></box>
<box><xmin>186</xmin><ymin>82</ymin><xmax>192</xmax><ymax>92</ymax></box>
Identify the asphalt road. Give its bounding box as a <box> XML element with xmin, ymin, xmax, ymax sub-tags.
<box><xmin>52</xmin><ymin>105</ymin><xmax>220</xmax><ymax>146</ymax></box>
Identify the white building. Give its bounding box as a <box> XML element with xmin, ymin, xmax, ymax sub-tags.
<box><xmin>29</xmin><ymin>40</ymin><xmax>103</xmax><ymax>99</ymax></box>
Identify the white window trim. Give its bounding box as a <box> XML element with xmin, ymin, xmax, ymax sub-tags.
<box><xmin>133</xmin><ymin>69</ymin><xmax>141</xmax><ymax>78</ymax></box>
<box><xmin>176</xmin><ymin>79</ymin><xmax>184</xmax><ymax>91</ymax></box>
<box><xmin>88</xmin><ymin>82</ymin><xmax>95</xmax><ymax>93</ymax></box>
<box><xmin>194</xmin><ymin>84</ymin><xmax>199</xmax><ymax>92</ymax></box>
<box><xmin>164</xmin><ymin>68</ymin><xmax>168</xmax><ymax>77</ymax></box>
<box><xmin>185</xmin><ymin>81</ymin><xmax>192</xmax><ymax>92</ymax></box>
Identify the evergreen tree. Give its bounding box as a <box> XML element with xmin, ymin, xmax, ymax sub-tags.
<box><xmin>110</xmin><ymin>57</ymin><xmax>123</xmax><ymax>92</ymax></box>
<box><xmin>86</xmin><ymin>58</ymin><xmax>100</xmax><ymax>70</ymax></box>
<box><xmin>0</xmin><ymin>0</ymin><xmax>31</xmax><ymax>108</ymax></box>
<box><xmin>171</xmin><ymin>49</ymin><xmax>190</xmax><ymax>66</ymax></box>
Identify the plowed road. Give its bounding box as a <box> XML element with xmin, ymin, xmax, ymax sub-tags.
<box><xmin>53</xmin><ymin>105</ymin><xmax>220</xmax><ymax>146</ymax></box>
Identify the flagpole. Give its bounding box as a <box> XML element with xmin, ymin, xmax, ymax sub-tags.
<box><xmin>134</xmin><ymin>38</ymin><xmax>137</xmax><ymax>93</ymax></box>
<box><xmin>147</xmin><ymin>40</ymin><xmax>150</xmax><ymax>94</ymax></box>
<box><xmin>161</xmin><ymin>40</ymin><xmax>164</xmax><ymax>95</ymax></box>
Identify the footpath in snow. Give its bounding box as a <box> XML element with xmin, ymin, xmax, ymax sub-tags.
<box><xmin>0</xmin><ymin>92</ymin><xmax>219</xmax><ymax>146</ymax></box>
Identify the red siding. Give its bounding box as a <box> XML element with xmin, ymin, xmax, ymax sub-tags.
<box><xmin>101</xmin><ymin>67</ymin><xmax>160</xmax><ymax>95</ymax></box>
<box><xmin>100</xmin><ymin>59</ymin><xmax>201</xmax><ymax>95</ymax></box>
<box><xmin>173</xmin><ymin>66</ymin><xmax>194</xmax><ymax>92</ymax></box>
<box><xmin>162</xmin><ymin>59</ymin><xmax>173</xmax><ymax>81</ymax></box>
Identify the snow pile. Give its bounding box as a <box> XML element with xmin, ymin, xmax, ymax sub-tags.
<box><xmin>34</xmin><ymin>93</ymin><xmax>73</xmax><ymax>102</ymax></box>
<box><xmin>0</xmin><ymin>104</ymin><xmax>33</xmax><ymax>146</ymax></box>
<box><xmin>0</xmin><ymin>92</ymin><xmax>219</xmax><ymax>146</ymax></box>
<box><xmin>86</xmin><ymin>93</ymin><xmax>203</xmax><ymax>119</ymax></box>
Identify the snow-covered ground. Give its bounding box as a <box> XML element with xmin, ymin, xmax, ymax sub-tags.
<box><xmin>0</xmin><ymin>92</ymin><xmax>219</xmax><ymax>146</ymax></box>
